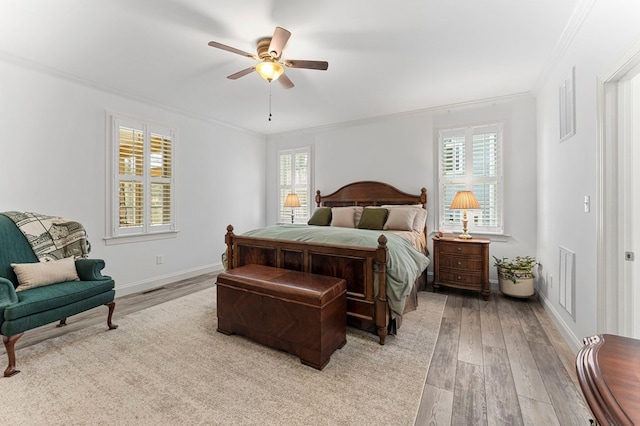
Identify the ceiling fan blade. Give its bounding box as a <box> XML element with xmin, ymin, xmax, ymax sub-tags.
<box><xmin>278</xmin><ymin>73</ymin><xmax>295</xmax><ymax>89</ymax></box>
<box><xmin>227</xmin><ymin>67</ymin><xmax>255</xmax><ymax>80</ymax></box>
<box><xmin>268</xmin><ymin>27</ymin><xmax>291</xmax><ymax>59</ymax></box>
<box><xmin>284</xmin><ymin>60</ymin><xmax>329</xmax><ymax>71</ymax></box>
<box><xmin>208</xmin><ymin>41</ymin><xmax>258</xmax><ymax>60</ymax></box>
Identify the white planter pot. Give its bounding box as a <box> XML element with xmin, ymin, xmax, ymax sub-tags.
<box><xmin>498</xmin><ymin>276</ymin><xmax>535</xmax><ymax>298</ymax></box>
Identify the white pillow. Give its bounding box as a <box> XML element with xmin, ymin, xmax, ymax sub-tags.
<box><xmin>12</xmin><ymin>257</ymin><xmax>80</xmax><ymax>292</ymax></box>
<box><xmin>384</xmin><ymin>208</ymin><xmax>418</xmax><ymax>231</ymax></box>
<box><xmin>331</xmin><ymin>207</ymin><xmax>358</xmax><ymax>227</ymax></box>
<box><xmin>382</xmin><ymin>205</ymin><xmax>427</xmax><ymax>233</ymax></box>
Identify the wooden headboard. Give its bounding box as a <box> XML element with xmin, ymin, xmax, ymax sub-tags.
<box><xmin>315</xmin><ymin>181</ymin><xmax>427</xmax><ymax>209</ymax></box>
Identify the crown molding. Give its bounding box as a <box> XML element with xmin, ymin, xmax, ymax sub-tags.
<box><xmin>267</xmin><ymin>92</ymin><xmax>533</xmax><ymax>138</ymax></box>
<box><xmin>532</xmin><ymin>0</ymin><xmax>597</xmax><ymax>93</ymax></box>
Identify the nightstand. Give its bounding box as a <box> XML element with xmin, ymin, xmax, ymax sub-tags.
<box><xmin>432</xmin><ymin>236</ymin><xmax>491</xmax><ymax>300</ymax></box>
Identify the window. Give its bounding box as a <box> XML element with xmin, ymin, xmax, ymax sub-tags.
<box><xmin>438</xmin><ymin>123</ymin><xmax>503</xmax><ymax>234</ymax></box>
<box><xmin>278</xmin><ymin>147</ymin><xmax>312</xmax><ymax>223</ymax></box>
<box><xmin>108</xmin><ymin>114</ymin><xmax>176</xmax><ymax>241</ymax></box>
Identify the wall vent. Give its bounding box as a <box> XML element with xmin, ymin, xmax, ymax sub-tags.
<box><xmin>559</xmin><ymin>246</ymin><xmax>576</xmax><ymax>320</ymax></box>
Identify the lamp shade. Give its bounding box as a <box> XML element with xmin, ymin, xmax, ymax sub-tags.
<box><xmin>284</xmin><ymin>193</ymin><xmax>301</xmax><ymax>208</ymax></box>
<box><xmin>255</xmin><ymin>60</ymin><xmax>284</xmax><ymax>82</ymax></box>
<box><xmin>450</xmin><ymin>191</ymin><xmax>480</xmax><ymax>210</ymax></box>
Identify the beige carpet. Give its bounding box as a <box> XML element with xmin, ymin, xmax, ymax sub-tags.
<box><xmin>0</xmin><ymin>287</ymin><xmax>446</xmax><ymax>426</ymax></box>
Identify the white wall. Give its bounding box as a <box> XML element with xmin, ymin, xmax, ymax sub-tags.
<box><xmin>266</xmin><ymin>95</ymin><xmax>538</xmax><ymax>281</ymax></box>
<box><xmin>0</xmin><ymin>59</ymin><xmax>266</xmax><ymax>296</ymax></box>
<box><xmin>535</xmin><ymin>0</ymin><xmax>640</xmax><ymax>349</ymax></box>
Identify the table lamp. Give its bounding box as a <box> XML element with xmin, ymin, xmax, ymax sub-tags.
<box><xmin>284</xmin><ymin>193</ymin><xmax>301</xmax><ymax>224</ymax></box>
<box><xmin>449</xmin><ymin>191</ymin><xmax>480</xmax><ymax>239</ymax></box>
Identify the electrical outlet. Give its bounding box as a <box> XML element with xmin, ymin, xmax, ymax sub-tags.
<box><xmin>156</xmin><ymin>255</ymin><xmax>163</xmax><ymax>265</ymax></box>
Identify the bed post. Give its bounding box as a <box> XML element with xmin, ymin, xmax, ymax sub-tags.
<box><xmin>375</xmin><ymin>235</ymin><xmax>389</xmax><ymax>345</ymax></box>
<box><xmin>420</xmin><ymin>187</ymin><xmax>427</xmax><ymax>208</ymax></box>
<box><xmin>315</xmin><ymin>190</ymin><xmax>322</xmax><ymax>207</ymax></box>
<box><xmin>225</xmin><ymin>225</ymin><xmax>235</xmax><ymax>270</ymax></box>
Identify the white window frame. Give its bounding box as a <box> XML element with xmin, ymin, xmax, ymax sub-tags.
<box><xmin>437</xmin><ymin>122</ymin><xmax>504</xmax><ymax>235</ymax></box>
<box><xmin>277</xmin><ymin>146</ymin><xmax>313</xmax><ymax>224</ymax></box>
<box><xmin>105</xmin><ymin>112</ymin><xmax>177</xmax><ymax>244</ymax></box>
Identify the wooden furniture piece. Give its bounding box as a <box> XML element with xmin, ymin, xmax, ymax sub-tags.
<box><xmin>432</xmin><ymin>236</ymin><xmax>491</xmax><ymax>300</ymax></box>
<box><xmin>576</xmin><ymin>334</ymin><xmax>640</xmax><ymax>425</ymax></box>
<box><xmin>224</xmin><ymin>181</ymin><xmax>427</xmax><ymax>345</ymax></box>
<box><xmin>216</xmin><ymin>264</ymin><xmax>347</xmax><ymax>370</ymax></box>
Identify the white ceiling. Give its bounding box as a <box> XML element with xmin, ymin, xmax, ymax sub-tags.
<box><xmin>0</xmin><ymin>0</ymin><xmax>581</xmax><ymax>135</ymax></box>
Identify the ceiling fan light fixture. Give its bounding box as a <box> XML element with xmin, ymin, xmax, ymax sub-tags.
<box><xmin>255</xmin><ymin>60</ymin><xmax>284</xmax><ymax>82</ymax></box>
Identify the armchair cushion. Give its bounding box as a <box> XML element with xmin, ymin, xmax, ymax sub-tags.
<box><xmin>12</xmin><ymin>257</ymin><xmax>79</xmax><ymax>291</ymax></box>
<box><xmin>2</xmin><ymin>279</ymin><xmax>114</xmax><ymax>322</ymax></box>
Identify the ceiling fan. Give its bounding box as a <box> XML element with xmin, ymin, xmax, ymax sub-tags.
<box><xmin>208</xmin><ymin>27</ymin><xmax>328</xmax><ymax>89</ymax></box>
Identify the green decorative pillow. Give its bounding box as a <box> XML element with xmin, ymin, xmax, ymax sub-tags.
<box><xmin>308</xmin><ymin>207</ymin><xmax>332</xmax><ymax>226</ymax></box>
<box><xmin>357</xmin><ymin>208</ymin><xmax>389</xmax><ymax>230</ymax></box>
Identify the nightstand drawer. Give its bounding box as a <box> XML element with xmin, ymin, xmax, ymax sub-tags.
<box><xmin>438</xmin><ymin>256</ymin><xmax>484</xmax><ymax>271</ymax></box>
<box><xmin>437</xmin><ymin>241</ymin><xmax>484</xmax><ymax>256</ymax></box>
<box><xmin>438</xmin><ymin>269</ymin><xmax>482</xmax><ymax>287</ymax></box>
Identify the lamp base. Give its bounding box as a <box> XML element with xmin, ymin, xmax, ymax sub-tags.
<box><xmin>458</xmin><ymin>233</ymin><xmax>473</xmax><ymax>239</ymax></box>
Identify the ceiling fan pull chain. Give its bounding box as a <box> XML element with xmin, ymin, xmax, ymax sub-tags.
<box><xmin>268</xmin><ymin>82</ymin><xmax>273</xmax><ymax>122</ymax></box>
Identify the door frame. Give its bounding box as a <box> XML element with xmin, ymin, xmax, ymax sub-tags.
<box><xmin>597</xmin><ymin>39</ymin><xmax>640</xmax><ymax>335</ymax></box>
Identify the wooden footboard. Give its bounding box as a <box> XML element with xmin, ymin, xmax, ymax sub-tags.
<box><xmin>225</xmin><ymin>225</ymin><xmax>390</xmax><ymax>344</ymax></box>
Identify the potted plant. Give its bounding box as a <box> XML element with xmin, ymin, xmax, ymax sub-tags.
<box><xmin>493</xmin><ymin>255</ymin><xmax>540</xmax><ymax>298</ymax></box>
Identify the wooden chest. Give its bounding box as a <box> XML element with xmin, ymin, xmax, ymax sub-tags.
<box><xmin>216</xmin><ymin>264</ymin><xmax>347</xmax><ymax>370</ymax></box>
<box><xmin>432</xmin><ymin>237</ymin><xmax>491</xmax><ymax>300</ymax></box>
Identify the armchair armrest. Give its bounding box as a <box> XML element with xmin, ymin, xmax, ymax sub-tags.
<box><xmin>0</xmin><ymin>277</ymin><xmax>18</xmax><ymax>308</ymax></box>
<box><xmin>75</xmin><ymin>259</ymin><xmax>111</xmax><ymax>281</ymax></box>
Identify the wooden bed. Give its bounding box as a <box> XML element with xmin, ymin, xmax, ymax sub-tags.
<box><xmin>224</xmin><ymin>181</ymin><xmax>427</xmax><ymax>345</ymax></box>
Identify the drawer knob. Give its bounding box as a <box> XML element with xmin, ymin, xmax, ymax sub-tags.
<box><xmin>457</xmin><ymin>275</ymin><xmax>462</xmax><ymax>280</ymax></box>
<box><xmin>457</xmin><ymin>247</ymin><xmax>462</xmax><ymax>251</ymax></box>
<box><xmin>457</xmin><ymin>261</ymin><xmax>462</xmax><ymax>265</ymax></box>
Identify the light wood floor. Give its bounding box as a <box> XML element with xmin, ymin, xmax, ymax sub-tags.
<box><xmin>4</xmin><ymin>274</ymin><xmax>593</xmax><ymax>425</ymax></box>
<box><xmin>415</xmin><ymin>286</ymin><xmax>593</xmax><ymax>425</ymax></box>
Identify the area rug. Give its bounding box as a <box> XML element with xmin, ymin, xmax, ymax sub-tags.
<box><xmin>0</xmin><ymin>287</ymin><xmax>446</xmax><ymax>425</ymax></box>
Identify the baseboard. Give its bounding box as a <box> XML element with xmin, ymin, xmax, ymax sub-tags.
<box><xmin>536</xmin><ymin>290</ymin><xmax>582</xmax><ymax>353</ymax></box>
<box><xmin>115</xmin><ymin>263</ymin><xmax>224</xmax><ymax>298</ymax></box>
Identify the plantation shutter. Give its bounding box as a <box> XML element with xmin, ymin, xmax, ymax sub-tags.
<box><xmin>118</xmin><ymin>124</ymin><xmax>145</xmax><ymax>232</ymax></box>
<box><xmin>113</xmin><ymin>117</ymin><xmax>175</xmax><ymax>237</ymax></box>
<box><xmin>438</xmin><ymin>123</ymin><xmax>503</xmax><ymax>234</ymax></box>
<box><xmin>149</xmin><ymin>130</ymin><xmax>173</xmax><ymax>228</ymax></box>
<box><xmin>278</xmin><ymin>147</ymin><xmax>311</xmax><ymax>223</ymax></box>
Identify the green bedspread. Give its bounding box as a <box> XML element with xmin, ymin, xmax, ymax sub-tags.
<box><xmin>242</xmin><ymin>225</ymin><xmax>430</xmax><ymax>318</ymax></box>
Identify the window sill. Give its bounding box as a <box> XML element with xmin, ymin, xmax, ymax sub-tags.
<box><xmin>104</xmin><ymin>230</ymin><xmax>179</xmax><ymax>246</ymax></box>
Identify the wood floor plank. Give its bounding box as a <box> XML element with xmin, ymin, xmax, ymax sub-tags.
<box><xmin>460</xmin><ymin>292</ymin><xmax>480</xmax><ymax>310</ymax></box>
<box><xmin>443</xmin><ymin>292</ymin><xmax>463</xmax><ymax>319</ymax></box>
<box><xmin>494</xmin><ymin>292</ymin><xmax>522</xmax><ymax>325</ymax></box>
<box><xmin>518</xmin><ymin>395</ymin><xmax>560</xmax><ymax>426</ymax></box>
<box><xmin>528</xmin><ymin>342</ymin><xmax>592</xmax><ymax>425</ymax></box>
<box><xmin>452</xmin><ymin>360</ymin><xmax>487</xmax><ymax>425</ymax></box>
<box><xmin>501</xmin><ymin>322</ymin><xmax>551</xmax><ymax>403</ymax></box>
<box><xmin>426</xmin><ymin>316</ymin><xmax>461</xmax><ymax>391</ymax></box>
<box><xmin>414</xmin><ymin>383</ymin><xmax>453</xmax><ymax>426</ymax></box>
<box><xmin>480</xmin><ymin>297</ymin><xmax>506</xmax><ymax>349</ymax></box>
<box><xmin>483</xmin><ymin>345</ymin><xmax>523</xmax><ymax>426</ymax></box>
<box><xmin>529</xmin><ymin>300</ymin><xmax>580</xmax><ymax>386</ymax></box>
<box><xmin>514</xmin><ymin>300</ymin><xmax>551</xmax><ymax>346</ymax></box>
<box><xmin>458</xmin><ymin>307</ymin><xmax>483</xmax><ymax>365</ymax></box>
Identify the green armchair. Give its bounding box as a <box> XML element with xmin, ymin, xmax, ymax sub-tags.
<box><xmin>0</xmin><ymin>214</ymin><xmax>117</xmax><ymax>377</ymax></box>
